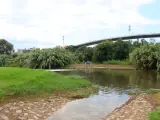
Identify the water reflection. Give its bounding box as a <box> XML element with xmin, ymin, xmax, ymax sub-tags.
<box><xmin>48</xmin><ymin>93</ymin><xmax>128</xmax><ymax>120</ymax></box>
<box><xmin>49</xmin><ymin>69</ymin><xmax>160</xmax><ymax>120</ymax></box>
<box><xmin>60</xmin><ymin>69</ymin><xmax>160</xmax><ymax>90</ymax></box>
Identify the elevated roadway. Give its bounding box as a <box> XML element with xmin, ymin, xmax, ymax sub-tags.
<box><xmin>75</xmin><ymin>33</ymin><xmax>160</xmax><ymax>48</ymax></box>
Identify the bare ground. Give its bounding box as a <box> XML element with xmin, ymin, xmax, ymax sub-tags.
<box><xmin>70</xmin><ymin>64</ymin><xmax>135</xmax><ymax>70</ymax></box>
<box><xmin>0</xmin><ymin>93</ymin><xmax>157</xmax><ymax>120</ymax></box>
<box><xmin>104</xmin><ymin>93</ymin><xmax>156</xmax><ymax>120</ymax></box>
<box><xmin>0</xmin><ymin>95</ymin><xmax>69</xmax><ymax>120</ymax></box>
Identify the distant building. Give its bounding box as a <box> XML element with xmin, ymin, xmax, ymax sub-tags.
<box><xmin>17</xmin><ymin>47</ymin><xmax>40</xmax><ymax>54</ymax></box>
<box><xmin>17</xmin><ymin>49</ymin><xmax>27</xmax><ymax>54</ymax></box>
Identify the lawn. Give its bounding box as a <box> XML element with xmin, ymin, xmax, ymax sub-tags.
<box><xmin>0</xmin><ymin>67</ymin><xmax>95</xmax><ymax>100</ymax></box>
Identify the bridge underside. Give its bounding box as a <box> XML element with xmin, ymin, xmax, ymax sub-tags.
<box><xmin>75</xmin><ymin>33</ymin><xmax>160</xmax><ymax>48</ymax></box>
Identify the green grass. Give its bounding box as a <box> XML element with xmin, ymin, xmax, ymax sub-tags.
<box><xmin>103</xmin><ymin>60</ymin><xmax>131</xmax><ymax>65</ymax></box>
<box><xmin>125</xmin><ymin>89</ymin><xmax>160</xmax><ymax>95</ymax></box>
<box><xmin>145</xmin><ymin>89</ymin><xmax>160</xmax><ymax>94</ymax></box>
<box><xmin>0</xmin><ymin>67</ymin><xmax>95</xmax><ymax>100</ymax></box>
<box><xmin>149</xmin><ymin>109</ymin><xmax>160</xmax><ymax>120</ymax></box>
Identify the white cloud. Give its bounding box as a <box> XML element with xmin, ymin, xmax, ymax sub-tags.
<box><xmin>0</xmin><ymin>0</ymin><xmax>158</xmax><ymax>49</ymax></box>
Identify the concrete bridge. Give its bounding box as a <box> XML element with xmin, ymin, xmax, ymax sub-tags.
<box><xmin>75</xmin><ymin>33</ymin><xmax>160</xmax><ymax>48</ymax></box>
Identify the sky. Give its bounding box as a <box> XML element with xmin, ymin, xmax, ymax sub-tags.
<box><xmin>0</xmin><ymin>0</ymin><xmax>160</xmax><ymax>49</ymax></box>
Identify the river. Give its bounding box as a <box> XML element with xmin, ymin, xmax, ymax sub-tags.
<box><xmin>48</xmin><ymin>69</ymin><xmax>160</xmax><ymax>120</ymax></box>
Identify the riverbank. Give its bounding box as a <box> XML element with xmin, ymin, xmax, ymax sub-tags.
<box><xmin>0</xmin><ymin>67</ymin><xmax>96</xmax><ymax>119</ymax></box>
<box><xmin>70</xmin><ymin>64</ymin><xmax>135</xmax><ymax>70</ymax></box>
<box><xmin>0</xmin><ymin>67</ymin><xmax>95</xmax><ymax>100</ymax></box>
<box><xmin>0</xmin><ymin>95</ymin><xmax>69</xmax><ymax>120</ymax></box>
<box><xmin>104</xmin><ymin>93</ymin><xmax>157</xmax><ymax>120</ymax></box>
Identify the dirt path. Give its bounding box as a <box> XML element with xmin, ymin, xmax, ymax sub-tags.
<box><xmin>104</xmin><ymin>93</ymin><xmax>155</xmax><ymax>120</ymax></box>
<box><xmin>71</xmin><ymin>64</ymin><xmax>135</xmax><ymax>70</ymax></box>
<box><xmin>0</xmin><ymin>96</ymin><xmax>69</xmax><ymax>120</ymax></box>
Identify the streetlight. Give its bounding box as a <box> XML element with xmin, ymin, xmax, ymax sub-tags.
<box><xmin>128</xmin><ymin>25</ymin><xmax>131</xmax><ymax>35</ymax></box>
<box><xmin>63</xmin><ymin>36</ymin><xmax>64</xmax><ymax>47</ymax></box>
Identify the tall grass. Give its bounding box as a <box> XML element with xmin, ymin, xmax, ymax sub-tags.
<box><xmin>103</xmin><ymin>60</ymin><xmax>132</xmax><ymax>65</ymax></box>
<box><xmin>0</xmin><ymin>67</ymin><xmax>94</xmax><ymax>99</ymax></box>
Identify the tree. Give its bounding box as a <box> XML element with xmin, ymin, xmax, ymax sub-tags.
<box><xmin>0</xmin><ymin>54</ymin><xmax>11</xmax><ymax>66</ymax></box>
<box><xmin>75</xmin><ymin>46</ymin><xmax>93</xmax><ymax>62</ymax></box>
<box><xmin>132</xmin><ymin>41</ymin><xmax>141</xmax><ymax>49</ymax></box>
<box><xmin>130</xmin><ymin>44</ymin><xmax>158</xmax><ymax>70</ymax></box>
<box><xmin>0</xmin><ymin>39</ymin><xmax>14</xmax><ymax>54</ymax></box>
<box><xmin>141</xmin><ymin>39</ymin><xmax>148</xmax><ymax>46</ymax></box>
<box><xmin>93</xmin><ymin>41</ymin><xmax>113</xmax><ymax>62</ymax></box>
<box><xmin>66</xmin><ymin>45</ymin><xmax>76</xmax><ymax>52</ymax></box>
<box><xmin>112</xmin><ymin>40</ymin><xmax>130</xmax><ymax>60</ymax></box>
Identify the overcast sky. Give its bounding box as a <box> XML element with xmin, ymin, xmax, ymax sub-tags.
<box><xmin>0</xmin><ymin>0</ymin><xmax>160</xmax><ymax>49</ymax></box>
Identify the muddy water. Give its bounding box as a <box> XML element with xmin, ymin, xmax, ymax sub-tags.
<box><xmin>48</xmin><ymin>69</ymin><xmax>160</xmax><ymax>120</ymax></box>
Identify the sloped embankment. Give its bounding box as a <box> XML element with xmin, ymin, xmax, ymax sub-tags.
<box><xmin>104</xmin><ymin>93</ymin><xmax>155</xmax><ymax>120</ymax></box>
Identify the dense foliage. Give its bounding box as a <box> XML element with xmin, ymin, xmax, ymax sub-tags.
<box><xmin>2</xmin><ymin>38</ymin><xmax>160</xmax><ymax>71</ymax></box>
<box><xmin>0</xmin><ymin>39</ymin><xmax>14</xmax><ymax>54</ymax></box>
<box><xmin>0</xmin><ymin>54</ymin><xmax>11</xmax><ymax>67</ymax></box>
<box><xmin>129</xmin><ymin>43</ymin><xmax>160</xmax><ymax>71</ymax></box>
<box><xmin>75</xmin><ymin>46</ymin><xmax>93</xmax><ymax>62</ymax></box>
<box><xmin>14</xmin><ymin>47</ymin><xmax>76</xmax><ymax>69</ymax></box>
<box><xmin>92</xmin><ymin>40</ymin><xmax>132</xmax><ymax>62</ymax></box>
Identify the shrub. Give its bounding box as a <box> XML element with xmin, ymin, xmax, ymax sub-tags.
<box><xmin>130</xmin><ymin>44</ymin><xmax>158</xmax><ymax>70</ymax></box>
<box><xmin>13</xmin><ymin>47</ymin><xmax>76</xmax><ymax>69</ymax></box>
<box><xmin>0</xmin><ymin>54</ymin><xmax>11</xmax><ymax>67</ymax></box>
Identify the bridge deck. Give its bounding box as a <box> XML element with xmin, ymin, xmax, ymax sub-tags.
<box><xmin>75</xmin><ymin>33</ymin><xmax>160</xmax><ymax>48</ymax></box>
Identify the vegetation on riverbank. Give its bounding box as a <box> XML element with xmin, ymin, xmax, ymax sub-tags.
<box><xmin>0</xmin><ymin>67</ymin><xmax>95</xmax><ymax>100</ymax></box>
<box><xmin>148</xmin><ymin>93</ymin><xmax>160</xmax><ymax>120</ymax></box>
<box><xmin>70</xmin><ymin>64</ymin><xmax>134</xmax><ymax>70</ymax></box>
<box><xmin>1</xmin><ymin>38</ymin><xmax>159</xmax><ymax>71</ymax></box>
<box><xmin>149</xmin><ymin>109</ymin><xmax>160</xmax><ymax>120</ymax></box>
<box><xmin>6</xmin><ymin>48</ymin><xmax>75</xmax><ymax>69</ymax></box>
<box><xmin>125</xmin><ymin>90</ymin><xmax>160</xmax><ymax>120</ymax></box>
<box><xmin>126</xmin><ymin>89</ymin><xmax>160</xmax><ymax>96</ymax></box>
<box><xmin>103</xmin><ymin>60</ymin><xmax>131</xmax><ymax>65</ymax></box>
<box><xmin>66</xmin><ymin>39</ymin><xmax>160</xmax><ymax>72</ymax></box>
<box><xmin>129</xmin><ymin>43</ymin><xmax>160</xmax><ymax>71</ymax></box>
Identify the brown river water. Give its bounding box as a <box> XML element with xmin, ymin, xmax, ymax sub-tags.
<box><xmin>48</xmin><ymin>69</ymin><xmax>160</xmax><ymax>120</ymax></box>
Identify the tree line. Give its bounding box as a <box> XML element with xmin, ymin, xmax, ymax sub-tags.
<box><xmin>66</xmin><ymin>39</ymin><xmax>160</xmax><ymax>71</ymax></box>
<box><xmin>1</xmin><ymin>38</ymin><xmax>160</xmax><ymax>71</ymax></box>
<box><xmin>66</xmin><ymin>39</ymin><xmax>146</xmax><ymax>63</ymax></box>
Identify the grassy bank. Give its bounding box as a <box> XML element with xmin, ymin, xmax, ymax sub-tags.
<box><xmin>0</xmin><ymin>67</ymin><xmax>95</xmax><ymax>100</ymax></box>
<box><xmin>149</xmin><ymin>93</ymin><xmax>160</xmax><ymax>120</ymax></box>
<box><xmin>103</xmin><ymin>60</ymin><xmax>131</xmax><ymax>65</ymax></box>
<box><xmin>149</xmin><ymin>109</ymin><xmax>160</xmax><ymax>120</ymax></box>
<box><xmin>126</xmin><ymin>89</ymin><xmax>160</xmax><ymax>120</ymax></box>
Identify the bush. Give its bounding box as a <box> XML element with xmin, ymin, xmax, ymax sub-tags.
<box><xmin>13</xmin><ymin>47</ymin><xmax>76</xmax><ymax>69</ymax></box>
<box><xmin>130</xmin><ymin>44</ymin><xmax>158</xmax><ymax>70</ymax></box>
<box><xmin>0</xmin><ymin>54</ymin><xmax>11</xmax><ymax>67</ymax></box>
